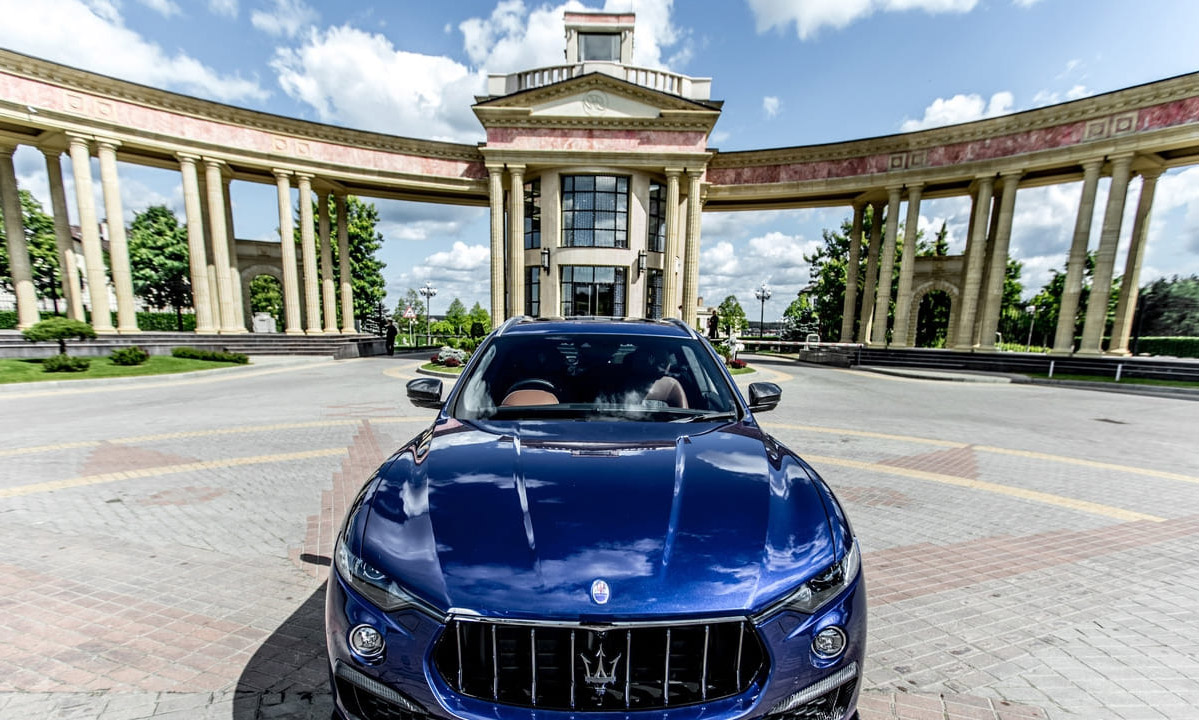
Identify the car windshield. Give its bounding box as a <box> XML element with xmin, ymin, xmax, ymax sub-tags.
<box><xmin>452</xmin><ymin>332</ymin><xmax>739</xmax><ymax>422</ymax></box>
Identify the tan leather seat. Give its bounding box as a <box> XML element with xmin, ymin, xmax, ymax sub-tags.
<box><xmin>500</xmin><ymin>389</ymin><xmax>560</xmax><ymax>406</ymax></box>
<box><xmin>645</xmin><ymin>376</ymin><xmax>688</xmax><ymax>408</ymax></box>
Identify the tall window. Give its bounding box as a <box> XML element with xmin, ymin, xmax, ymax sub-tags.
<box><xmin>525</xmin><ymin>266</ymin><xmax>540</xmax><ymax>317</ymax></box>
<box><xmin>561</xmin><ymin>266</ymin><xmax>626</xmax><ymax>317</ymax></box>
<box><xmin>647</xmin><ymin>181</ymin><xmax>666</xmax><ymax>253</ymax></box>
<box><xmin>562</xmin><ymin>175</ymin><xmax>629</xmax><ymax>248</ymax></box>
<box><xmin>579</xmin><ymin>33</ymin><xmax>620</xmax><ymax>62</ymax></box>
<box><xmin>645</xmin><ymin>269</ymin><xmax>664</xmax><ymax>319</ymax></box>
<box><xmin>524</xmin><ymin>179</ymin><xmax>541</xmax><ymax>249</ymax></box>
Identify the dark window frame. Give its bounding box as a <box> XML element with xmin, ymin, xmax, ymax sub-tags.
<box><xmin>562</xmin><ymin>175</ymin><xmax>629</xmax><ymax>249</ymax></box>
<box><xmin>524</xmin><ymin>179</ymin><xmax>541</xmax><ymax>250</ymax></box>
<box><xmin>560</xmin><ymin>265</ymin><xmax>627</xmax><ymax>317</ymax></box>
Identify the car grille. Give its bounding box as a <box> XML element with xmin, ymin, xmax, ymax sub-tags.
<box><xmin>433</xmin><ymin>618</ymin><xmax>766</xmax><ymax>711</ymax></box>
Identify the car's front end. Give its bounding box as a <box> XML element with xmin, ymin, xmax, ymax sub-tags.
<box><xmin>326</xmin><ymin>319</ymin><xmax>865</xmax><ymax>720</ymax></box>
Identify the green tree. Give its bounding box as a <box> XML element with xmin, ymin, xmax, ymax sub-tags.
<box><xmin>128</xmin><ymin>205</ymin><xmax>191</xmax><ymax>330</ymax></box>
<box><xmin>468</xmin><ymin>302</ymin><xmax>491</xmax><ymax>336</ymax></box>
<box><xmin>803</xmin><ymin>204</ymin><xmax>885</xmax><ymax>341</ymax></box>
<box><xmin>249</xmin><ymin>275</ymin><xmax>283</xmax><ymax>328</ymax></box>
<box><xmin>0</xmin><ymin>189</ymin><xmax>61</xmax><ymax>311</ymax></box>
<box><xmin>445</xmin><ymin>298</ymin><xmax>468</xmax><ymax>335</ymax></box>
<box><xmin>912</xmin><ymin>222</ymin><xmax>951</xmax><ymax>347</ymax></box>
<box><xmin>780</xmin><ymin>294</ymin><xmax>816</xmax><ymax>340</ymax></box>
<box><xmin>299</xmin><ymin>195</ymin><xmax>386</xmax><ymax>329</ymax></box>
<box><xmin>1135</xmin><ymin>274</ymin><xmax>1199</xmax><ymax>337</ymax></box>
<box><xmin>717</xmin><ymin>295</ymin><xmax>746</xmax><ymax>335</ymax></box>
<box><xmin>22</xmin><ymin>317</ymin><xmax>95</xmax><ymax>355</ymax></box>
<box><xmin>393</xmin><ymin>289</ymin><xmax>426</xmax><ymax>335</ymax></box>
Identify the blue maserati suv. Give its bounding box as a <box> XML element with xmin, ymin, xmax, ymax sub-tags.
<box><xmin>326</xmin><ymin>317</ymin><xmax>865</xmax><ymax>720</ymax></box>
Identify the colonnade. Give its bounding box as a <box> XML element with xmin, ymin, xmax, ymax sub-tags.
<box><xmin>838</xmin><ymin>153</ymin><xmax>1162</xmax><ymax>356</ymax></box>
<box><xmin>0</xmin><ymin>134</ymin><xmax>356</xmax><ymax>335</ymax></box>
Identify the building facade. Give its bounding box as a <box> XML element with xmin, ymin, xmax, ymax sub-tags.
<box><xmin>2</xmin><ymin>12</ymin><xmax>1198</xmax><ymax>354</ymax></box>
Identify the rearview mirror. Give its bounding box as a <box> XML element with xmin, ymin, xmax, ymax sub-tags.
<box><xmin>407</xmin><ymin>377</ymin><xmax>444</xmax><ymax>409</ymax></box>
<box><xmin>747</xmin><ymin>382</ymin><xmax>781</xmax><ymax>413</ymax></box>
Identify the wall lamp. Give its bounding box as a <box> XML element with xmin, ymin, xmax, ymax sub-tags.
<box><xmin>540</xmin><ymin>247</ymin><xmax>550</xmax><ymax>274</ymax></box>
<box><xmin>637</xmin><ymin>249</ymin><xmax>647</xmax><ymax>276</ymax></box>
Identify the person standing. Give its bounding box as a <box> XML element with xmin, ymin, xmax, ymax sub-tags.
<box><xmin>707</xmin><ymin>309</ymin><xmax>720</xmax><ymax>340</ymax></box>
<box><xmin>385</xmin><ymin>320</ymin><xmax>398</xmax><ymax>356</ymax></box>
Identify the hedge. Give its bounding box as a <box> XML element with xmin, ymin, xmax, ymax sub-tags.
<box><xmin>171</xmin><ymin>346</ymin><xmax>249</xmax><ymax>364</ymax></box>
<box><xmin>43</xmin><ymin>353</ymin><xmax>90</xmax><ymax>372</ymax></box>
<box><xmin>1136</xmin><ymin>337</ymin><xmax>1199</xmax><ymax>358</ymax></box>
<box><xmin>111</xmin><ymin>346</ymin><xmax>150</xmax><ymax>366</ymax></box>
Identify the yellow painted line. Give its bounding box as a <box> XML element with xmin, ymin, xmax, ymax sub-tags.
<box><xmin>764</xmin><ymin>422</ymin><xmax>967</xmax><ymax>448</ymax></box>
<box><xmin>0</xmin><ymin>447</ymin><xmax>348</xmax><ymax>500</ymax></box>
<box><xmin>0</xmin><ymin>360</ymin><xmax>341</xmax><ymax>400</ymax></box>
<box><xmin>0</xmin><ymin>440</ymin><xmax>102</xmax><ymax>458</ymax></box>
<box><xmin>975</xmin><ymin>445</ymin><xmax>1199</xmax><ymax>485</ymax></box>
<box><xmin>805</xmin><ymin>454</ymin><xmax>1165</xmax><ymax>523</ymax></box>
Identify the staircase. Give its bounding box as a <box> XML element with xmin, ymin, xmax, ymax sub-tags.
<box><xmin>0</xmin><ymin>331</ymin><xmax>387</xmax><ymax>360</ymax></box>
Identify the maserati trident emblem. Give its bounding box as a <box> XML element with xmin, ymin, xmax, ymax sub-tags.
<box><xmin>580</xmin><ymin>646</ymin><xmax>621</xmax><ymax>694</ymax></box>
<box><xmin>590</xmin><ymin>579</ymin><xmax>610</xmax><ymax>604</ymax></box>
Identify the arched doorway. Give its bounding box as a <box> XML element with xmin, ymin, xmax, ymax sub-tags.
<box><xmin>247</xmin><ymin>273</ymin><xmax>283</xmax><ymax>332</ymax></box>
<box><xmin>915</xmin><ymin>290</ymin><xmax>953</xmax><ymax>348</ymax></box>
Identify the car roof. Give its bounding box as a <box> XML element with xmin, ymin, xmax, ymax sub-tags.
<box><xmin>497</xmin><ymin>316</ymin><xmax>696</xmax><ymax>338</ymax></box>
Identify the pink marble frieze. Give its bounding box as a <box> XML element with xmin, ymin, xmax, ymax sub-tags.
<box><xmin>485</xmin><ymin>126</ymin><xmax>708</xmax><ymax>153</ymax></box>
<box><xmin>708</xmin><ymin>96</ymin><xmax>1199</xmax><ymax>187</ymax></box>
<box><xmin>0</xmin><ymin>71</ymin><xmax>485</xmax><ymax>180</ymax></box>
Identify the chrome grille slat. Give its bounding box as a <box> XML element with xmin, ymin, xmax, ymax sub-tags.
<box><xmin>434</xmin><ymin>618</ymin><xmax>765</xmax><ymax>712</ymax></box>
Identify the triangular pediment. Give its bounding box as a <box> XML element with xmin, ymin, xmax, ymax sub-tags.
<box><xmin>474</xmin><ymin>73</ymin><xmax>720</xmax><ymax>130</ymax></box>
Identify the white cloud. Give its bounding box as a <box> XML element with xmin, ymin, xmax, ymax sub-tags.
<box><xmin>697</xmin><ymin>230</ymin><xmax>820</xmax><ymax>312</ymax></box>
<box><xmin>391</xmin><ymin>241</ymin><xmax>491</xmax><ymax>312</ymax></box>
<box><xmin>208</xmin><ymin>0</ymin><xmax>238</xmax><ymax>17</ymax></box>
<box><xmin>901</xmin><ymin>91</ymin><xmax>1014</xmax><ymax>131</ymax></box>
<box><xmin>0</xmin><ymin>0</ymin><xmax>266</xmax><ymax>103</ymax></box>
<box><xmin>747</xmin><ymin>0</ymin><xmax>978</xmax><ymax>40</ymax></box>
<box><xmin>1033</xmin><ymin>84</ymin><xmax>1091</xmax><ymax>107</ymax></box>
<box><xmin>251</xmin><ymin>0</ymin><xmax>318</xmax><ymax>38</ymax></box>
<box><xmin>763</xmin><ymin>96</ymin><xmax>780</xmax><ymax>118</ymax></box>
<box><xmin>1150</xmin><ymin>167</ymin><xmax>1199</xmax><ymax>257</ymax></box>
<box><xmin>271</xmin><ymin>25</ymin><xmax>485</xmax><ymax>141</ymax></box>
<box><xmin>136</xmin><ymin>0</ymin><xmax>180</xmax><ymax>17</ymax></box>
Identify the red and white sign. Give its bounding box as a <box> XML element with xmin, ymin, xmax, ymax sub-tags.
<box><xmin>402</xmin><ymin>305</ymin><xmax>417</xmax><ymax>319</ymax></box>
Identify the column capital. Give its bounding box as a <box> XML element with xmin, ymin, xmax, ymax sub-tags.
<box><xmin>684</xmin><ymin>167</ymin><xmax>704</xmax><ymax>178</ymax></box>
<box><xmin>294</xmin><ymin>171</ymin><xmax>314</xmax><ymax>182</ymax></box>
<box><xmin>94</xmin><ymin>137</ymin><xmax>122</xmax><ymax>152</ymax></box>
<box><xmin>485</xmin><ymin>163</ymin><xmax>505</xmax><ymax>174</ymax></box>
<box><xmin>999</xmin><ymin>168</ymin><xmax>1024</xmax><ymax>179</ymax></box>
<box><xmin>271</xmin><ymin>167</ymin><xmax>293</xmax><ymax>179</ymax></box>
<box><xmin>35</xmin><ymin>133</ymin><xmax>69</xmax><ymax>155</ymax></box>
<box><xmin>884</xmin><ymin>183</ymin><xmax>904</xmax><ymax>193</ymax></box>
<box><xmin>506</xmin><ymin>163</ymin><xmax>526</xmax><ymax>173</ymax></box>
<box><xmin>664</xmin><ymin>167</ymin><xmax>684</xmax><ymax>177</ymax></box>
<box><xmin>0</xmin><ymin>143</ymin><xmax>15</xmax><ymax>158</ymax></box>
<box><xmin>1137</xmin><ymin>167</ymin><xmax>1165</xmax><ymax>183</ymax></box>
<box><xmin>904</xmin><ymin>182</ymin><xmax>924</xmax><ymax>194</ymax></box>
<box><xmin>201</xmin><ymin>156</ymin><xmax>226</xmax><ymax>168</ymax></box>
<box><xmin>1080</xmin><ymin>157</ymin><xmax>1105</xmax><ymax>172</ymax></box>
<box><xmin>851</xmin><ymin>198</ymin><xmax>867</xmax><ymax>210</ymax></box>
<box><xmin>176</xmin><ymin>151</ymin><xmax>201</xmax><ymax>164</ymax></box>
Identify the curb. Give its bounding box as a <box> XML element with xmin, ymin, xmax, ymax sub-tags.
<box><xmin>1025</xmin><ymin>377</ymin><xmax>1199</xmax><ymax>401</ymax></box>
<box><xmin>0</xmin><ymin>355</ymin><xmax>331</xmax><ymax>393</ymax></box>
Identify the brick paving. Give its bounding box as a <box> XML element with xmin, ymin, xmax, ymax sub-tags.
<box><xmin>0</xmin><ymin>356</ymin><xmax>1196</xmax><ymax>719</ymax></box>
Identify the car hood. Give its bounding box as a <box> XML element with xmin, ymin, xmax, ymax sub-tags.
<box><xmin>359</xmin><ymin>419</ymin><xmax>836</xmax><ymax>620</ymax></box>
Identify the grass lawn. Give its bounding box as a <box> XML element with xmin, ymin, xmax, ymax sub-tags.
<box><xmin>729</xmin><ymin>366</ymin><xmax>757</xmax><ymax>375</ymax></box>
<box><xmin>1029</xmin><ymin>372</ymin><xmax>1199</xmax><ymax>389</ymax></box>
<box><xmin>0</xmin><ymin>356</ymin><xmax>248</xmax><ymax>384</ymax></box>
<box><xmin>420</xmin><ymin>362</ymin><xmax>464</xmax><ymax>375</ymax></box>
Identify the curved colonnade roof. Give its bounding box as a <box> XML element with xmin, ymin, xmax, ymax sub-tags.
<box><xmin>1</xmin><ymin>48</ymin><xmax>1198</xmax><ymax>209</ymax></box>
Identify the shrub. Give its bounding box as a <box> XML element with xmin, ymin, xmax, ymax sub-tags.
<box><xmin>1137</xmin><ymin>336</ymin><xmax>1199</xmax><ymax>358</ymax></box>
<box><xmin>111</xmin><ymin>346</ymin><xmax>150</xmax><ymax>366</ymax></box>
<box><xmin>431</xmin><ymin>353</ymin><xmax>440</xmax><ymax>363</ymax></box>
<box><xmin>444</xmin><ymin>356</ymin><xmax>461</xmax><ymax>368</ymax></box>
<box><xmin>171</xmin><ymin>346</ymin><xmax>249</xmax><ymax>364</ymax></box>
<box><xmin>137</xmin><ymin>311</ymin><xmax>196</xmax><ymax>332</ymax></box>
<box><xmin>43</xmin><ymin>353</ymin><xmax>90</xmax><ymax>373</ymax></box>
<box><xmin>728</xmin><ymin>358</ymin><xmax>748</xmax><ymax>370</ymax></box>
<box><xmin>0</xmin><ymin>310</ymin><xmax>18</xmax><ymax>330</ymax></box>
<box><xmin>22</xmin><ymin>317</ymin><xmax>97</xmax><ymax>354</ymax></box>
<box><xmin>437</xmin><ymin>347</ymin><xmax>467</xmax><ymax>364</ymax></box>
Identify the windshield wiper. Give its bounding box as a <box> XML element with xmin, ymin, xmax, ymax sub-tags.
<box><xmin>672</xmin><ymin>411</ymin><xmax>738</xmax><ymax>423</ymax></box>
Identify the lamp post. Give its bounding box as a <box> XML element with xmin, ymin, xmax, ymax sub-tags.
<box><xmin>419</xmin><ymin>281</ymin><xmax>438</xmax><ymax>347</ymax></box>
<box><xmin>754</xmin><ymin>282</ymin><xmax>771</xmax><ymax>338</ymax></box>
<box><xmin>1024</xmin><ymin>304</ymin><xmax>1037</xmax><ymax>352</ymax></box>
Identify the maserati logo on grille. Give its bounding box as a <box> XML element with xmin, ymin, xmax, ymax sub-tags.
<box><xmin>590</xmin><ymin>579</ymin><xmax>610</xmax><ymax>604</ymax></box>
<box><xmin>580</xmin><ymin>646</ymin><xmax>621</xmax><ymax>693</ymax></box>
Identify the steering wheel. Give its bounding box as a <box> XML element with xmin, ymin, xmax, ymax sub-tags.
<box><xmin>507</xmin><ymin>378</ymin><xmax>557</xmax><ymax>394</ymax></box>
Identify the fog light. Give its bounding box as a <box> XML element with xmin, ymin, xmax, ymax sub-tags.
<box><xmin>349</xmin><ymin>624</ymin><xmax>385</xmax><ymax>659</ymax></box>
<box><xmin>812</xmin><ymin>626</ymin><xmax>846</xmax><ymax>658</ymax></box>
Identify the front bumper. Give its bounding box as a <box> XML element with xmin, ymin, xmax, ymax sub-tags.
<box><xmin>326</xmin><ymin>570</ymin><xmax>865</xmax><ymax>720</ymax></box>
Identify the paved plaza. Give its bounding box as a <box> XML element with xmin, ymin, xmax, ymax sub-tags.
<box><xmin>0</xmin><ymin>354</ymin><xmax>1196</xmax><ymax>720</ymax></box>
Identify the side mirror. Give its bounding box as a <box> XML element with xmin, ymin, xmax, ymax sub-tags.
<box><xmin>407</xmin><ymin>377</ymin><xmax>444</xmax><ymax>409</ymax></box>
<box><xmin>747</xmin><ymin>382</ymin><xmax>782</xmax><ymax>413</ymax></box>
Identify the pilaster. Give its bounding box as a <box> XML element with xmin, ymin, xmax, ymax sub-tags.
<box><xmin>681</xmin><ymin>169</ymin><xmax>703</xmax><ymax>328</ymax></box>
<box><xmin>40</xmin><ymin>147</ymin><xmax>85</xmax><ymax>321</ymax></box>
<box><xmin>1109</xmin><ymin>165</ymin><xmax>1163</xmax><ymax>355</ymax></box>
<box><xmin>978</xmin><ymin>171</ymin><xmax>1022</xmax><ymax>350</ymax></box>
<box><xmin>296</xmin><ymin>173</ymin><xmax>322</xmax><ymax>334</ymax></box>
<box><xmin>204</xmin><ymin>158</ymin><xmax>242</xmax><ymax>333</ymax></box>
<box><xmin>488</xmin><ymin>165</ymin><xmax>504</xmax><ymax>328</ymax></box>
<box><xmin>507</xmin><ymin>165</ymin><xmax>526</xmax><ymax>319</ymax></box>
<box><xmin>953</xmin><ymin>176</ymin><xmax>995</xmax><ymax>349</ymax></box>
<box><xmin>318</xmin><ymin>191</ymin><xmax>338</xmax><ymax>333</ymax></box>
<box><xmin>663</xmin><ymin>168</ymin><xmax>682</xmax><ymax>319</ymax></box>
<box><xmin>335</xmin><ymin>193</ymin><xmax>355</xmax><ymax>333</ymax></box>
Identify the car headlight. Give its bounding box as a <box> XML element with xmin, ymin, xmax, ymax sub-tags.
<box><xmin>334</xmin><ymin>534</ymin><xmax>422</xmax><ymax>612</ymax></box>
<box><xmin>779</xmin><ymin>539</ymin><xmax>860</xmax><ymax>614</ymax></box>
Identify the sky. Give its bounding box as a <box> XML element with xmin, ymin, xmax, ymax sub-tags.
<box><xmin>2</xmin><ymin>0</ymin><xmax>1198</xmax><ymax>323</ymax></box>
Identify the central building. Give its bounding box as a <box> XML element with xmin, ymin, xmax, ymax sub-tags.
<box><xmin>473</xmin><ymin>12</ymin><xmax>721</xmax><ymax>327</ymax></box>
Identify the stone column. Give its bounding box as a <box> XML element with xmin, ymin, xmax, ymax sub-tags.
<box><xmin>870</xmin><ymin>186</ymin><xmax>903</xmax><ymax>346</ymax></box>
<box><xmin>954</xmin><ymin>176</ymin><xmax>995</xmax><ymax>349</ymax></box>
<box><xmin>96</xmin><ymin>139</ymin><xmax>138</xmax><ymax>333</ymax></box>
<box><xmin>507</xmin><ymin>165</ymin><xmax>525</xmax><ymax>319</ymax></box>
<box><xmin>196</xmin><ymin>172</ymin><xmax>221</xmax><ymax>325</ymax></box>
<box><xmin>663</xmin><ymin>169</ymin><xmax>682</xmax><ymax>319</ymax></box>
<box><xmin>974</xmin><ymin>192</ymin><xmax>1003</xmax><ymax>346</ymax></box>
<box><xmin>318</xmin><ymin>191</ymin><xmax>338</xmax><ymax>333</ymax></box>
<box><xmin>295</xmin><ymin>173</ymin><xmax>322</xmax><ymax>334</ymax></box>
<box><xmin>1079</xmin><ymin>153</ymin><xmax>1134</xmax><ymax>355</ymax></box>
<box><xmin>857</xmin><ymin>201</ymin><xmax>884</xmax><ymax>343</ymax></box>
<box><xmin>681</xmin><ymin>169</ymin><xmax>703</xmax><ymax>328</ymax></box>
<box><xmin>1052</xmin><ymin>159</ymin><xmax>1103</xmax><ymax>354</ymax></box>
<box><xmin>203</xmin><ymin>158</ymin><xmax>240</xmax><ymax>333</ymax></box>
<box><xmin>177</xmin><ymin>154</ymin><xmax>216</xmax><ymax>333</ymax></box>
<box><xmin>1109</xmin><ymin>167</ymin><xmax>1162</xmax><ymax>355</ymax></box>
<box><xmin>488</xmin><ymin>166</ymin><xmax>504</xmax><ymax>328</ymax></box>
<box><xmin>223</xmin><ymin>178</ymin><xmax>244</xmax><ymax>327</ymax></box>
<box><xmin>0</xmin><ymin>145</ymin><xmax>38</xmax><ymax>330</ymax></box>
<box><xmin>840</xmin><ymin>202</ymin><xmax>865</xmax><ymax>343</ymax></box>
<box><xmin>67</xmin><ymin>136</ymin><xmax>114</xmax><ymax>333</ymax></box>
<box><xmin>335</xmin><ymin>194</ymin><xmax>354</xmax><ymax>333</ymax></box>
<box><xmin>41</xmin><ymin>148</ymin><xmax>85</xmax><ymax>321</ymax></box>
<box><xmin>891</xmin><ymin>186</ymin><xmax>923</xmax><ymax>349</ymax></box>
<box><xmin>978</xmin><ymin>171</ymin><xmax>1022</xmax><ymax>350</ymax></box>
<box><xmin>274</xmin><ymin>169</ymin><xmax>303</xmax><ymax>334</ymax></box>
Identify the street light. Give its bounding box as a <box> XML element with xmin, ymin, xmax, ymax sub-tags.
<box><xmin>419</xmin><ymin>281</ymin><xmax>438</xmax><ymax>347</ymax></box>
<box><xmin>1025</xmin><ymin>304</ymin><xmax>1038</xmax><ymax>352</ymax></box>
<box><xmin>754</xmin><ymin>282</ymin><xmax>772</xmax><ymax>338</ymax></box>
